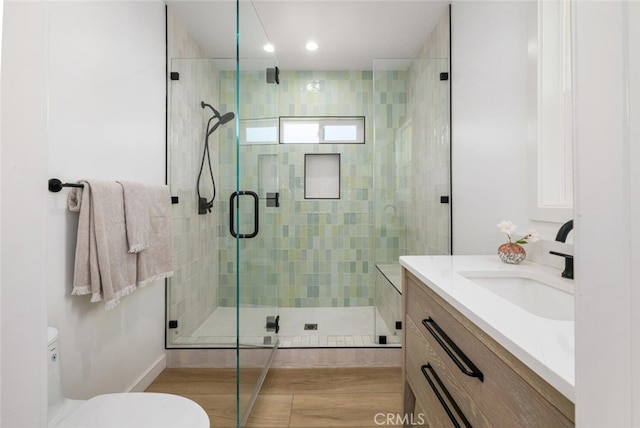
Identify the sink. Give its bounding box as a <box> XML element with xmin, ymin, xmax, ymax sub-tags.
<box><xmin>458</xmin><ymin>270</ymin><xmax>574</xmax><ymax>321</ymax></box>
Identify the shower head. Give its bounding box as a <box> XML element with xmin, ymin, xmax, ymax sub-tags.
<box><xmin>201</xmin><ymin>101</ymin><xmax>235</xmax><ymax>131</ymax></box>
<box><xmin>205</xmin><ymin>112</ymin><xmax>236</xmax><ymax>137</ymax></box>
<box><xmin>219</xmin><ymin>111</ymin><xmax>235</xmax><ymax>125</ymax></box>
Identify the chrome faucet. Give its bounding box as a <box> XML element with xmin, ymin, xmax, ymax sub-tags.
<box><xmin>550</xmin><ymin>220</ymin><xmax>574</xmax><ymax>279</ymax></box>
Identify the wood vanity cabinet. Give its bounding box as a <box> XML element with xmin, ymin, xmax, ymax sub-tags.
<box><xmin>402</xmin><ymin>270</ymin><xmax>575</xmax><ymax>427</ymax></box>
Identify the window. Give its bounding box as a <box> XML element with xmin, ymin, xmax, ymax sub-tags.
<box><xmin>240</xmin><ymin>118</ymin><xmax>278</xmax><ymax>145</ymax></box>
<box><xmin>529</xmin><ymin>0</ymin><xmax>574</xmax><ymax>222</ymax></box>
<box><xmin>280</xmin><ymin>117</ymin><xmax>365</xmax><ymax>144</ymax></box>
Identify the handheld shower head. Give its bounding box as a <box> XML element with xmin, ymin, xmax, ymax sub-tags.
<box><xmin>219</xmin><ymin>111</ymin><xmax>235</xmax><ymax>125</ymax></box>
<box><xmin>198</xmin><ymin>102</ymin><xmax>234</xmax><ymax>215</ymax></box>
<box><xmin>201</xmin><ymin>101</ymin><xmax>235</xmax><ymax>129</ymax></box>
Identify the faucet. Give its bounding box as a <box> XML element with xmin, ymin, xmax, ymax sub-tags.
<box><xmin>550</xmin><ymin>220</ymin><xmax>574</xmax><ymax>279</ymax></box>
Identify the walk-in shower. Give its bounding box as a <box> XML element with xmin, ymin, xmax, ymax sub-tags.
<box><xmin>166</xmin><ymin>2</ymin><xmax>451</xmax><ymax>349</ymax></box>
<box><xmin>165</xmin><ymin>0</ymin><xmax>451</xmax><ymax>424</ymax></box>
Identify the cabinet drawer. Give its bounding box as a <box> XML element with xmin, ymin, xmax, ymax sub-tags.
<box><xmin>406</xmin><ymin>273</ymin><xmax>573</xmax><ymax>428</ymax></box>
<box><xmin>406</xmin><ymin>317</ymin><xmax>492</xmax><ymax>427</ymax></box>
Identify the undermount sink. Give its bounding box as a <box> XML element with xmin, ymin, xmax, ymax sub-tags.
<box><xmin>458</xmin><ymin>270</ymin><xmax>574</xmax><ymax>321</ymax></box>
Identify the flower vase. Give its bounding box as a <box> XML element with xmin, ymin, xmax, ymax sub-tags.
<box><xmin>497</xmin><ymin>242</ymin><xmax>526</xmax><ymax>264</ymax></box>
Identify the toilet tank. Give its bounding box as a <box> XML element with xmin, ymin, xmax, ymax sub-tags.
<box><xmin>47</xmin><ymin>327</ymin><xmax>64</xmax><ymax>408</ymax></box>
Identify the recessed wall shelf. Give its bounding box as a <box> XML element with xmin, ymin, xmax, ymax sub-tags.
<box><xmin>304</xmin><ymin>153</ymin><xmax>341</xmax><ymax>199</ymax></box>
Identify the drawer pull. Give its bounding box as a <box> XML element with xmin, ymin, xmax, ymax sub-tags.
<box><xmin>421</xmin><ymin>364</ymin><xmax>472</xmax><ymax>428</ymax></box>
<box><xmin>422</xmin><ymin>317</ymin><xmax>484</xmax><ymax>382</ymax></box>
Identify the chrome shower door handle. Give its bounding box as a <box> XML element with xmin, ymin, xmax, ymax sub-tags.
<box><xmin>229</xmin><ymin>191</ymin><xmax>259</xmax><ymax>238</ymax></box>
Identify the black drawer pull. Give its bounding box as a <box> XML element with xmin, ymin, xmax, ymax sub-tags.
<box><xmin>421</xmin><ymin>364</ymin><xmax>472</xmax><ymax>428</ymax></box>
<box><xmin>422</xmin><ymin>317</ymin><xmax>484</xmax><ymax>382</ymax></box>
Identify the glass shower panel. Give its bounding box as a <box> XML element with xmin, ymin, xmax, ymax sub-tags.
<box><xmin>167</xmin><ymin>57</ymin><xmax>233</xmax><ymax>348</ymax></box>
<box><xmin>372</xmin><ymin>58</ymin><xmax>451</xmax><ymax>345</ymax></box>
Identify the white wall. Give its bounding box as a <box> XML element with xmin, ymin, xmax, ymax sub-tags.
<box><xmin>2</xmin><ymin>2</ymin><xmax>165</xmax><ymax>423</ymax></box>
<box><xmin>46</xmin><ymin>2</ymin><xmax>167</xmax><ymax>398</ymax></box>
<box><xmin>1</xmin><ymin>2</ymin><xmax>49</xmax><ymax>426</ymax></box>
<box><xmin>573</xmin><ymin>2</ymin><xmax>640</xmax><ymax>426</ymax></box>
<box><xmin>451</xmin><ymin>1</ymin><xmax>532</xmax><ymax>255</ymax></box>
<box><xmin>0</xmin><ymin>0</ymin><xmax>4</xmax><ymax>421</ymax></box>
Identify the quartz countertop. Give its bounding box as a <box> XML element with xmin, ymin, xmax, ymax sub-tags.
<box><xmin>400</xmin><ymin>255</ymin><xmax>575</xmax><ymax>402</ymax></box>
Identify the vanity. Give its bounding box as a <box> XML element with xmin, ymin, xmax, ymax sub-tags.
<box><xmin>400</xmin><ymin>255</ymin><xmax>574</xmax><ymax>427</ymax></box>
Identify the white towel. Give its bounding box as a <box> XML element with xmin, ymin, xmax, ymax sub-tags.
<box><xmin>69</xmin><ymin>180</ymin><xmax>174</xmax><ymax>309</ymax></box>
<box><xmin>69</xmin><ymin>180</ymin><xmax>137</xmax><ymax>309</ymax></box>
<box><xmin>136</xmin><ymin>185</ymin><xmax>174</xmax><ymax>287</ymax></box>
<box><xmin>117</xmin><ymin>181</ymin><xmax>150</xmax><ymax>253</ymax></box>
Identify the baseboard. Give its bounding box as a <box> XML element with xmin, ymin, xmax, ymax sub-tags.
<box><xmin>128</xmin><ymin>354</ymin><xmax>167</xmax><ymax>392</ymax></box>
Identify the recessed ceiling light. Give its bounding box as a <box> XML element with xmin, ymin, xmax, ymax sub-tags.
<box><xmin>263</xmin><ymin>43</ymin><xmax>275</xmax><ymax>53</ymax></box>
<box><xmin>305</xmin><ymin>41</ymin><xmax>319</xmax><ymax>51</ymax></box>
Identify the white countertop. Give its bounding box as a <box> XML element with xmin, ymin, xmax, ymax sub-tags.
<box><xmin>400</xmin><ymin>255</ymin><xmax>575</xmax><ymax>402</ymax></box>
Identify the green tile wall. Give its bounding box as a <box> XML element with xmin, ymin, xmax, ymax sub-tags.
<box><xmin>217</xmin><ymin>70</ymin><xmax>394</xmax><ymax>308</ymax></box>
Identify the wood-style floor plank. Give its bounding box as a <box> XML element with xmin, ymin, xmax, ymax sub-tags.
<box><xmin>245</xmin><ymin>394</ymin><xmax>293</xmax><ymax>427</ymax></box>
<box><xmin>262</xmin><ymin>367</ymin><xmax>402</xmax><ymax>394</ymax></box>
<box><xmin>146</xmin><ymin>366</ymin><xmax>402</xmax><ymax>427</ymax></box>
<box><xmin>289</xmin><ymin>392</ymin><xmax>402</xmax><ymax>427</ymax></box>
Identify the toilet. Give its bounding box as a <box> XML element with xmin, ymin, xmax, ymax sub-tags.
<box><xmin>47</xmin><ymin>327</ymin><xmax>209</xmax><ymax>428</ymax></box>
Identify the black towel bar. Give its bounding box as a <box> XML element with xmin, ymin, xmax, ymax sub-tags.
<box><xmin>48</xmin><ymin>178</ymin><xmax>83</xmax><ymax>193</ymax></box>
<box><xmin>48</xmin><ymin>178</ymin><xmax>179</xmax><ymax>205</ymax></box>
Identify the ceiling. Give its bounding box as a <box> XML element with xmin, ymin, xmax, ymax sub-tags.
<box><xmin>168</xmin><ymin>1</ymin><xmax>449</xmax><ymax>71</ymax></box>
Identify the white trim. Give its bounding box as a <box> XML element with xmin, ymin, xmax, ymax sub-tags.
<box><xmin>528</xmin><ymin>0</ymin><xmax>574</xmax><ymax>224</ymax></box>
<box><xmin>573</xmin><ymin>1</ymin><xmax>638</xmax><ymax>425</ymax></box>
<box><xmin>128</xmin><ymin>354</ymin><xmax>167</xmax><ymax>393</ymax></box>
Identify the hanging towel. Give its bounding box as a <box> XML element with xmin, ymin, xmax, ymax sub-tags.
<box><xmin>117</xmin><ymin>181</ymin><xmax>150</xmax><ymax>253</ymax></box>
<box><xmin>69</xmin><ymin>180</ymin><xmax>137</xmax><ymax>310</ymax></box>
<box><xmin>68</xmin><ymin>183</ymin><xmax>99</xmax><ymax>298</ymax></box>
<box><xmin>136</xmin><ymin>185</ymin><xmax>174</xmax><ymax>287</ymax></box>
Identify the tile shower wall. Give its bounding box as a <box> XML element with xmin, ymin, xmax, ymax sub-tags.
<box><xmin>373</xmin><ymin>68</ymin><xmax>409</xmax><ymax>264</ymax></box>
<box><xmin>218</xmin><ymin>71</ymin><xmax>376</xmax><ymax>308</ymax></box>
<box><xmin>167</xmin><ymin>11</ymin><xmax>221</xmax><ymax>337</ymax></box>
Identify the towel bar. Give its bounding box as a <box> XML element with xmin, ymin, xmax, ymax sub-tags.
<box><xmin>48</xmin><ymin>178</ymin><xmax>83</xmax><ymax>193</ymax></box>
<box><xmin>48</xmin><ymin>178</ymin><xmax>179</xmax><ymax>204</ymax></box>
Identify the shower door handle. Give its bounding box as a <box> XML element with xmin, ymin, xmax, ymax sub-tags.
<box><xmin>229</xmin><ymin>191</ymin><xmax>259</xmax><ymax>238</ymax></box>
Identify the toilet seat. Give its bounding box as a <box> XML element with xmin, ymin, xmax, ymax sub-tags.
<box><xmin>51</xmin><ymin>392</ymin><xmax>209</xmax><ymax>428</ymax></box>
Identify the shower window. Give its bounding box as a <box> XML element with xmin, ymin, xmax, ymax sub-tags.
<box><xmin>240</xmin><ymin>118</ymin><xmax>278</xmax><ymax>145</ymax></box>
<box><xmin>279</xmin><ymin>116</ymin><xmax>365</xmax><ymax>144</ymax></box>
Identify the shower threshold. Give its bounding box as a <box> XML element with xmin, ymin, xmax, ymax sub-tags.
<box><xmin>170</xmin><ymin>306</ymin><xmax>401</xmax><ymax>348</ymax></box>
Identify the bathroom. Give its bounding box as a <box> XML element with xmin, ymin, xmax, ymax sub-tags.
<box><xmin>1</xmin><ymin>1</ymin><xmax>639</xmax><ymax>427</ymax></box>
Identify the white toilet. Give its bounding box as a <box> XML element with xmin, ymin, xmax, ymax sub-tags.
<box><xmin>47</xmin><ymin>327</ymin><xmax>210</xmax><ymax>428</ymax></box>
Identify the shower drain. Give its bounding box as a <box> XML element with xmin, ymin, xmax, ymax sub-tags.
<box><xmin>304</xmin><ymin>323</ymin><xmax>318</xmax><ymax>330</ymax></box>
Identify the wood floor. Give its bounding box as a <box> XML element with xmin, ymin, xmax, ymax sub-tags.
<box><xmin>145</xmin><ymin>367</ymin><xmax>403</xmax><ymax>427</ymax></box>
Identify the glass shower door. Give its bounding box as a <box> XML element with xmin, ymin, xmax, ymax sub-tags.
<box><xmin>235</xmin><ymin>1</ymin><xmax>280</xmax><ymax>425</ymax></box>
<box><xmin>232</xmin><ymin>61</ymin><xmax>281</xmax><ymax>424</ymax></box>
<box><xmin>165</xmin><ymin>0</ymin><xmax>280</xmax><ymax>424</ymax></box>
